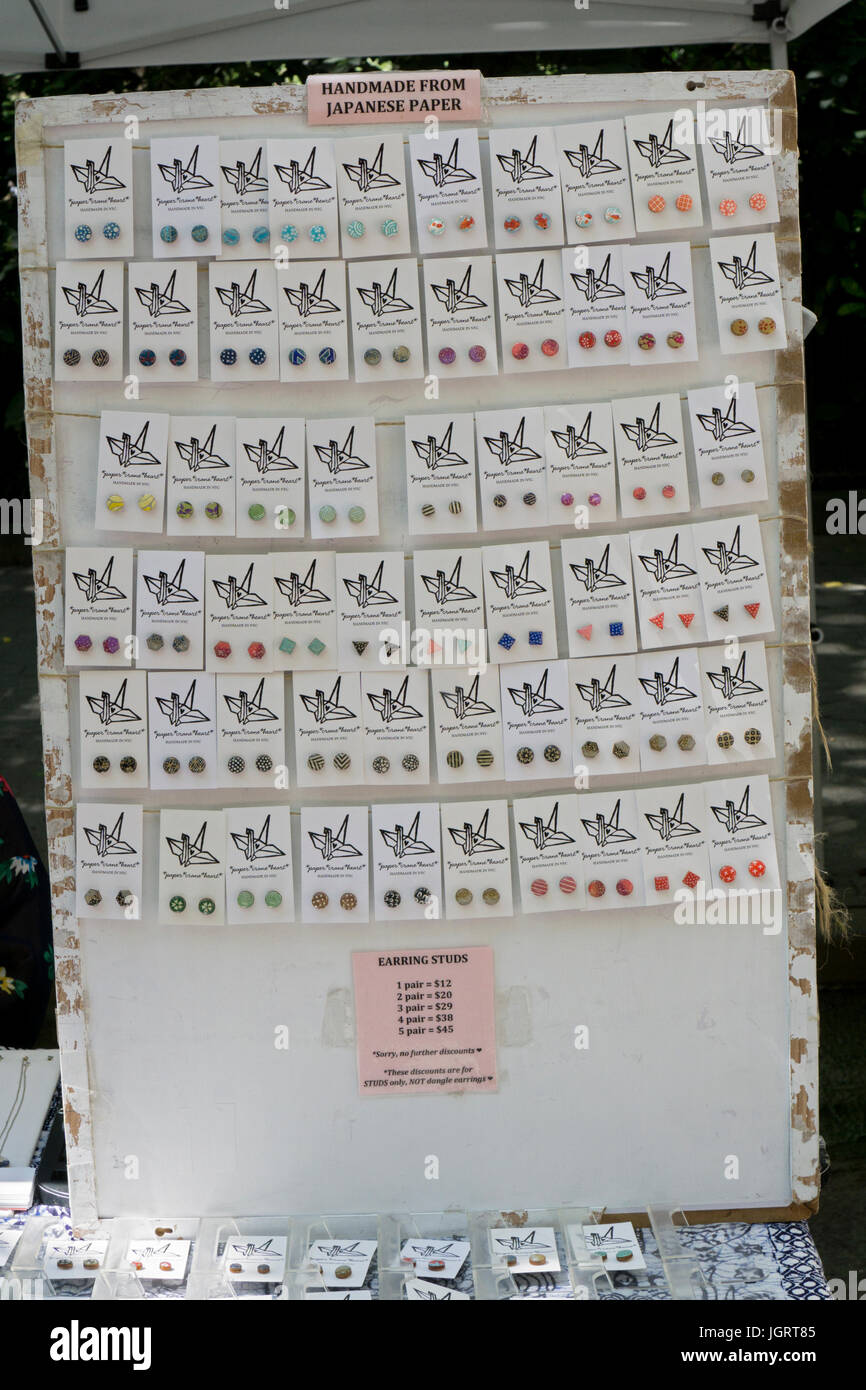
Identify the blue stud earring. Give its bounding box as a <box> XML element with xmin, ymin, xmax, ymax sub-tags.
<box><xmin>280</xmin><ymin>224</ymin><xmax>299</xmax><ymax>243</ymax></box>
<box><xmin>528</xmin><ymin>631</ymin><xmax>543</xmax><ymax>646</ymax></box>
<box><xmin>288</xmin><ymin>348</ymin><xmax>306</xmax><ymax>366</ymax></box>
<box><xmin>222</xmin><ymin>228</ymin><xmax>240</xmax><ymax>246</ymax></box>
<box><xmin>102</xmin><ymin>222</ymin><xmax>121</xmax><ymax>241</ymax></box>
<box><xmin>191</xmin><ymin>224</ymin><xmax>209</xmax><ymax>244</ymax></box>
<box><xmin>252</xmin><ymin>225</ymin><xmax>270</xmax><ymax>245</ymax></box>
<box><xmin>309</xmin><ymin>224</ymin><xmax>327</xmax><ymax>244</ymax></box>
<box><xmin>249</xmin><ymin>347</ymin><xmax>267</xmax><ymax>366</ymax></box>
<box><xmin>169</xmin><ymin>348</ymin><xmax>187</xmax><ymax>367</ymax></box>
<box><xmin>318</xmin><ymin>347</ymin><xmax>336</xmax><ymax>365</ymax></box>
<box><xmin>160</xmin><ymin>225</ymin><xmax>178</xmax><ymax>244</ymax></box>
<box><xmin>74</xmin><ymin>224</ymin><xmax>92</xmax><ymax>243</ymax></box>
<box><xmin>498</xmin><ymin>633</ymin><xmax>516</xmax><ymax>651</ymax></box>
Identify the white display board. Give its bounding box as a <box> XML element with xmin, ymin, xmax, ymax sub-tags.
<box><xmin>15</xmin><ymin>72</ymin><xmax>817</xmax><ymax>1228</ymax></box>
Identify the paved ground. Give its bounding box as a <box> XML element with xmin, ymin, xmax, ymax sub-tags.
<box><xmin>0</xmin><ymin>525</ymin><xmax>863</xmax><ymax>1289</ymax></box>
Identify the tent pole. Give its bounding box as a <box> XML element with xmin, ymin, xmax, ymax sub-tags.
<box><xmin>769</xmin><ymin>28</ymin><xmax>790</xmax><ymax>69</ymax></box>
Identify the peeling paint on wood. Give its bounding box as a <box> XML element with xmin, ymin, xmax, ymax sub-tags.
<box><xmin>16</xmin><ymin>72</ymin><xmax>818</xmax><ymax>1228</ymax></box>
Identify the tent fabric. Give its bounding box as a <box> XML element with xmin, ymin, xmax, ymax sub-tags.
<box><xmin>4</xmin><ymin>0</ymin><xmax>852</xmax><ymax>74</ymax></box>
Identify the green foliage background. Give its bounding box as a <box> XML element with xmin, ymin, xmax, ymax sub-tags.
<box><xmin>1</xmin><ymin>8</ymin><xmax>863</xmax><ymax>502</ymax></box>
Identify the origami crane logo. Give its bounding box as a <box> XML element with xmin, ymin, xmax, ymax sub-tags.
<box><xmin>701</xmin><ymin>525</ymin><xmax>759</xmax><ymax>576</ymax></box>
<box><xmin>342</xmin><ymin>142</ymin><xmax>400</xmax><ymax>192</ymax></box>
<box><xmin>507</xmin><ymin>668</ymin><xmax>563</xmax><ymax>719</ymax></box>
<box><xmin>569</xmin><ymin>252</ymin><xmax>625</xmax><ymax>305</ymax></box>
<box><xmin>563</xmin><ymin>130</ymin><xmax>621</xmax><ymax>180</ymax></box>
<box><xmin>283</xmin><ymin>268</ymin><xmax>340</xmax><ymax>319</ymax></box>
<box><xmin>134</xmin><ymin>269</ymin><xmax>191</xmax><ymax>319</ymax></box>
<box><xmin>61</xmin><ymin>269</ymin><xmax>117</xmax><ymax>318</ymax></box>
<box><xmin>717</xmin><ymin>240</ymin><xmax>775</xmax><ymax>291</ymax></box>
<box><xmin>638</xmin><ymin>535</ymin><xmax>696</xmax><ymax>586</ymax></box>
<box><xmin>274</xmin><ymin>146</ymin><xmax>332</xmax><ymax>194</ymax></box>
<box><xmin>630</xmin><ymin>250</ymin><xmax>686</xmax><ymax>302</ymax></box>
<box><xmin>638</xmin><ymin>657</ymin><xmax>697</xmax><ymax>706</ymax></box>
<box><xmin>550</xmin><ymin>412</ymin><xmax>607</xmax><ymax>461</ymax></box>
<box><xmin>496</xmin><ymin>135</ymin><xmax>553</xmax><ymax>184</ymax></box>
<box><xmin>420</xmin><ymin>557</ymin><xmax>476</xmax><ymax>607</ymax></box>
<box><xmin>483</xmin><ymin>417</ymin><xmax>542</xmax><ymax>467</ymax></box>
<box><xmin>569</xmin><ymin>544</ymin><xmax>626</xmax><ymax>595</ymax></box>
<box><xmin>645</xmin><ymin>792</ymin><xmax>701</xmax><ymax>843</ymax></box>
<box><xmin>581</xmin><ymin>799</ymin><xmax>637</xmax><ymax>848</ymax></box>
<box><xmin>632</xmin><ymin>119</ymin><xmax>691</xmax><ymax>169</ymax></box>
<box><xmin>502</xmin><ymin>259</ymin><xmax>561</xmax><ymax>309</ymax></box>
<box><xmin>223</xmin><ymin>678</ymin><xmax>279</xmax><ymax>726</ymax></box>
<box><xmin>157</xmin><ymin>144</ymin><xmax>213</xmax><ymax>193</ymax></box>
<box><xmin>366</xmin><ymin>674</ymin><xmax>422</xmax><ymax>723</ymax></box>
<box><xmin>83</xmin><ymin>812</ymin><xmax>137</xmax><ymax>859</ymax></box>
<box><xmin>143</xmin><ymin>560</ymin><xmax>198</xmax><ymax>608</ymax></box>
<box><xmin>440</xmin><ymin>674</ymin><xmax>494</xmax><ymax>722</ymax></box>
<box><xmin>620</xmin><ymin>402</ymin><xmax>677</xmax><ymax>454</ymax></box>
<box><xmin>380</xmin><ymin>811</ymin><xmax>435</xmax><ymax>860</ymax></box>
<box><xmin>72</xmin><ymin>557</ymin><xmax>126</xmax><ymax>605</ymax></box>
<box><xmin>86</xmin><ymin>677</ymin><xmax>141</xmax><ymax>727</ymax></box>
<box><xmin>343</xmin><ymin>560</ymin><xmax>398</xmax><ymax>610</ymax></box>
<box><xmin>416</xmin><ymin>137</ymin><xmax>475</xmax><ymax>187</ymax></box>
<box><xmin>314</xmin><ymin>425</ymin><xmax>370</xmax><ymax>475</ymax></box>
<box><xmin>174</xmin><ymin>423</ymin><xmax>230</xmax><ymax>473</ymax></box>
<box><xmin>710</xmin><ymin>786</ymin><xmax>767</xmax><ymax>835</ymax></box>
<box><xmin>708</xmin><ymin>117</ymin><xmax>765</xmax><ymax>166</ymax></box>
<box><xmin>706</xmin><ymin>652</ymin><xmax>763</xmax><ymax>701</ymax></box>
<box><xmin>489</xmin><ymin>550</ymin><xmax>546</xmax><ymax>601</ymax></box>
<box><xmin>212</xmin><ymin>563</ymin><xmax>268</xmax><ymax>611</ymax></box>
<box><xmin>154</xmin><ymin>679</ymin><xmax>210</xmax><ymax>727</ymax></box>
<box><xmin>492</xmin><ymin>1230</ymin><xmax>556</xmax><ymax>1254</ymax></box>
<box><xmin>242</xmin><ymin>425</ymin><xmax>298</xmax><ymax>475</ymax></box>
<box><xmin>356</xmin><ymin>267</ymin><xmax>413</xmax><ymax>317</ymax></box>
<box><xmin>519</xmin><ymin>802</ymin><xmax>576</xmax><ymax>852</ymax></box>
<box><xmin>575</xmin><ymin>664</ymin><xmax>632</xmax><ymax>713</ymax></box>
<box><xmin>308</xmin><ymin>814</ymin><xmax>363</xmax><ymax>862</ymax></box>
<box><xmin>166</xmin><ymin>822</ymin><xmax>220</xmax><ymax>868</ymax></box>
<box><xmin>105</xmin><ymin>421</ymin><xmax>161</xmax><ymax>470</ymax></box>
<box><xmin>70</xmin><ymin>146</ymin><xmax>126</xmax><ymax>194</ymax></box>
<box><xmin>221</xmin><ymin>147</ymin><xmax>268</xmax><ymax>197</ymax></box>
<box><xmin>299</xmin><ymin>676</ymin><xmax>356</xmax><ymax>725</ymax></box>
<box><xmin>230</xmin><ymin>815</ymin><xmax>284</xmax><ymax>863</ymax></box>
<box><xmin>215</xmin><ymin>269</ymin><xmax>271</xmax><ymax>317</ymax></box>
<box><xmin>429</xmin><ymin>265</ymin><xmax>487</xmax><ymax>315</ymax></box>
<box><xmin>411</xmin><ymin>421</ymin><xmax>468</xmax><ymax>472</ymax></box>
<box><xmin>448</xmin><ymin>809</ymin><xmax>504</xmax><ymax>858</ymax></box>
<box><xmin>274</xmin><ymin>560</ymin><xmax>330</xmax><ymax>609</ymax></box>
<box><xmin>695</xmin><ymin>395</ymin><xmax>756</xmax><ymax>443</ymax></box>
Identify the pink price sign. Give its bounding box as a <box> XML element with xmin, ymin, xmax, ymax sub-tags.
<box><xmin>307</xmin><ymin>71</ymin><xmax>483</xmax><ymax>125</ymax></box>
<box><xmin>352</xmin><ymin>945</ymin><xmax>497</xmax><ymax>1096</ymax></box>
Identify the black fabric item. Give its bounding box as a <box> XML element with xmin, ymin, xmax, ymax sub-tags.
<box><xmin>0</xmin><ymin>776</ymin><xmax>52</xmax><ymax>1045</ymax></box>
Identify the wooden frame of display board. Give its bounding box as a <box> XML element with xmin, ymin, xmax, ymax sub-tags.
<box><xmin>15</xmin><ymin>70</ymin><xmax>817</xmax><ymax>1231</ymax></box>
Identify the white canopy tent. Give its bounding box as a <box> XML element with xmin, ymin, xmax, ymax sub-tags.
<box><xmin>5</xmin><ymin>0</ymin><xmax>852</xmax><ymax>74</ymax></box>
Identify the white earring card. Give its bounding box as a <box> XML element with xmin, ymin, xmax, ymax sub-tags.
<box><xmin>149</xmin><ymin>135</ymin><xmax>220</xmax><ymax>258</ymax></box>
<box><xmin>54</xmin><ymin>261</ymin><xmax>124</xmax><ymax>382</ymax></box>
<box><xmin>556</xmin><ymin>121</ymin><xmax>635</xmax><ymax>244</ymax></box>
<box><xmin>127</xmin><ymin>261</ymin><xmax>199</xmax><ymax>384</ymax></box>
<box><xmin>64</xmin><ymin>137</ymin><xmax>134</xmax><ymax>260</ymax></box>
<box><xmin>277</xmin><ymin>259</ymin><xmax>350</xmax><ymax>383</ymax></box>
<box><xmin>267</xmin><ymin>137</ymin><xmax>340</xmax><ymax>258</ymax></box>
<box><xmin>408</xmin><ymin>128</ymin><xmax>487</xmax><ymax>256</ymax></box>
